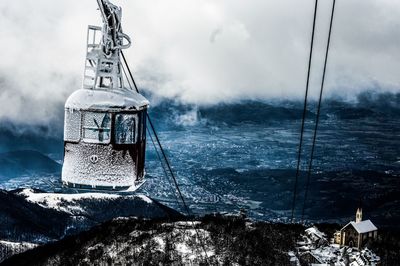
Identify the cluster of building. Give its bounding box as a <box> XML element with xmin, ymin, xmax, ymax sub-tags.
<box><xmin>289</xmin><ymin>209</ymin><xmax>381</xmax><ymax>266</ymax></box>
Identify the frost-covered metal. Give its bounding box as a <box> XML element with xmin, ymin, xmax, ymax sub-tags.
<box><xmin>84</xmin><ymin>0</ymin><xmax>131</xmax><ymax>90</ymax></box>
<box><xmin>62</xmin><ymin>0</ymin><xmax>149</xmax><ymax>192</ymax></box>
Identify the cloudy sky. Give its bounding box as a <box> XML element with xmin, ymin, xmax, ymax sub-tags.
<box><xmin>0</xmin><ymin>0</ymin><xmax>399</xmax><ymax>123</ymax></box>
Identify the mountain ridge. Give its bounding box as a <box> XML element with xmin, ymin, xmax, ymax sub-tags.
<box><xmin>0</xmin><ymin>150</ymin><xmax>61</xmax><ymax>180</ymax></box>
<box><xmin>0</xmin><ymin>188</ymin><xmax>182</xmax><ymax>262</ymax></box>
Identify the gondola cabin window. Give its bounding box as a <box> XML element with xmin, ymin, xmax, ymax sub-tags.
<box><xmin>114</xmin><ymin>114</ymin><xmax>137</xmax><ymax>144</ymax></box>
<box><xmin>82</xmin><ymin>112</ymin><xmax>111</xmax><ymax>143</ymax></box>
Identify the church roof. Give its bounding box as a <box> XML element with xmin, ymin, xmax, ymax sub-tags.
<box><xmin>342</xmin><ymin>220</ymin><xmax>377</xmax><ymax>234</ymax></box>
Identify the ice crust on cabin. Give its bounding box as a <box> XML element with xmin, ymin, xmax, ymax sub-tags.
<box><xmin>64</xmin><ymin>110</ymin><xmax>82</xmax><ymax>141</ymax></box>
<box><xmin>65</xmin><ymin>88</ymin><xmax>149</xmax><ymax>111</ymax></box>
<box><xmin>62</xmin><ymin>88</ymin><xmax>147</xmax><ymax>187</ymax></box>
<box><xmin>62</xmin><ymin>142</ymin><xmax>137</xmax><ymax>187</ymax></box>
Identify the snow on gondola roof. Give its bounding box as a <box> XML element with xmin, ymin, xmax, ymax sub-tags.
<box><xmin>65</xmin><ymin>88</ymin><xmax>149</xmax><ymax>111</ymax></box>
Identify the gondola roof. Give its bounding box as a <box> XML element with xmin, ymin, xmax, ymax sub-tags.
<box><xmin>65</xmin><ymin>88</ymin><xmax>149</xmax><ymax>111</ymax></box>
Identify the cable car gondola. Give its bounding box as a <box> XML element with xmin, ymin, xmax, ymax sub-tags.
<box><xmin>61</xmin><ymin>0</ymin><xmax>149</xmax><ymax>192</ymax></box>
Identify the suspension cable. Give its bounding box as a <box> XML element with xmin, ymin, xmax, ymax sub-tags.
<box><xmin>145</xmin><ymin>115</ymin><xmax>192</xmax><ymax>214</ymax></box>
<box><xmin>120</xmin><ymin>51</ymin><xmax>210</xmax><ymax>262</ymax></box>
<box><xmin>291</xmin><ymin>0</ymin><xmax>319</xmax><ymax>222</ymax></box>
<box><xmin>121</xmin><ymin>52</ymin><xmax>192</xmax><ymax>213</ymax></box>
<box><xmin>301</xmin><ymin>0</ymin><xmax>336</xmax><ymax>221</ymax></box>
<box><xmin>122</xmin><ymin>62</ymin><xmax>182</xmax><ymax>208</ymax></box>
<box><xmin>121</xmin><ymin>59</ymin><xmax>185</xmax><ymax>213</ymax></box>
<box><xmin>147</xmin><ymin>126</ymin><xmax>183</xmax><ymax>209</ymax></box>
<box><xmin>121</xmin><ymin>52</ymin><xmax>140</xmax><ymax>94</ymax></box>
<box><xmin>120</xmin><ymin>52</ymin><xmax>190</xmax><ymax>214</ymax></box>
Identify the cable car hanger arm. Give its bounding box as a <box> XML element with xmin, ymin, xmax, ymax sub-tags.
<box><xmin>96</xmin><ymin>0</ymin><xmax>131</xmax><ymax>56</ymax></box>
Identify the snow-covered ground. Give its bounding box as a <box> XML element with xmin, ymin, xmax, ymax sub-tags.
<box><xmin>80</xmin><ymin>221</ymin><xmax>215</xmax><ymax>265</ymax></box>
<box><xmin>290</xmin><ymin>226</ymin><xmax>380</xmax><ymax>266</ymax></box>
<box><xmin>0</xmin><ymin>240</ymin><xmax>38</xmax><ymax>263</ymax></box>
<box><xmin>0</xmin><ymin>188</ymin><xmax>182</xmax><ymax>263</ymax></box>
<box><xmin>17</xmin><ymin>188</ymin><xmax>153</xmax><ymax>214</ymax></box>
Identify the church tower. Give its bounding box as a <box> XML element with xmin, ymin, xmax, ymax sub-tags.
<box><xmin>356</xmin><ymin>208</ymin><xmax>363</xmax><ymax>223</ymax></box>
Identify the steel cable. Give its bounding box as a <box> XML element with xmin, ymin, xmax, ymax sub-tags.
<box><xmin>291</xmin><ymin>0</ymin><xmax>319</xmax><ymax>222</ymax></box>
<box><xmin>301</xmin><ymin>0</ymin><xmax>336</xmax><ymax>221</ymax></box>
<box><xmin>120</xmin><ymin>51</ymin><xmax>210</xmax><ymax>263</ymax></box>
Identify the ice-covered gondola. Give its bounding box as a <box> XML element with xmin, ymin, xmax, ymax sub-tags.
<box><xmin>61</xmin><ymin>0</ymin><xmax>149</xmax><ymax>192</ymax></box>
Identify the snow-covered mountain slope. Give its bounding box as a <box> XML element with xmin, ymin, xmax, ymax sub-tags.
<box><xmin>17</xmin><ymin>189</ymin><xmax>153</xmax><ymax>215</ymax></box>
<box><xmin>2</xmin><ymin>203</ymin><xmax>400</xmax><ymax>266</ymax></box>
<box><xmin>2</xmin><ymin>215</ymin><xmax>305</xmax><ymax>266</ymax></box>
<box><xmin>0</xmin><ymin>240</ymin><xmax>37</xmax><ymax>264</ymax></box>
<box><xmin>14</xmin><ymin>189</ymin><xmax>180</xmax><ymax>224</ymax></box>
<box><xmin>0</xmin><ymin>188</ymin><xmax>182</xmax><ymax>262</ymax></box>
<box><xmin>4</xmin><ymin>215</ymin><xmax>399</xmax><ymax>266</ymax></box>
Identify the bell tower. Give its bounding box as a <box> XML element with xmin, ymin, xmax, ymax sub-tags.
<box><xmin>356</xmin><ymin>208</ymin><xmax>363</xmax><ymax>223</ymax></box>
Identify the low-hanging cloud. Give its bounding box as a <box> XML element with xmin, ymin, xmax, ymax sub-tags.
<box><xmin>0</xmin><ymin>0</ymin><xmax>399</xmax><ymax>124</ymax></box>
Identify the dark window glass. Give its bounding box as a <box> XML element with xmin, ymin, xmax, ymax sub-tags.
<box><xmin>115</xmin><ymin>114</ymin><xmax>137</xmax><ymax>144</ymax></box>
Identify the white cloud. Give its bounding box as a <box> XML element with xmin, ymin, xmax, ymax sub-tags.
<box><xmin>0</xmin><ymin>0</ymin><xmax>399</xmax><ymax>122</ymax></box>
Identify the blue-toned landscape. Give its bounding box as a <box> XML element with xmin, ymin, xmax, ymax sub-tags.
<box><xmin>1</xmin><ymin>91</ymin><xmax>399</xmax><ymax>227</ymax></box>
<box><xmin>1</xmin><ymin>1</ymin><xmax>400</xmax><ymax>263</ymax></box>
